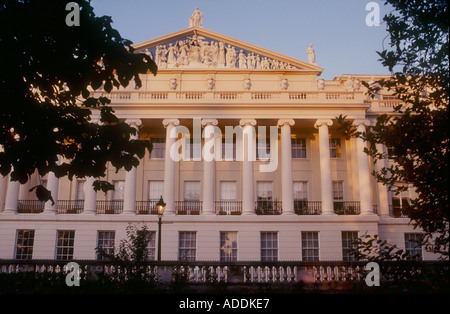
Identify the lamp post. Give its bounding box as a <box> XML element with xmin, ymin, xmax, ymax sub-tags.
<box><xmin>156</xmin><ymin>196</ymin><xmax>166</xmax><ymax>261</ymax></box>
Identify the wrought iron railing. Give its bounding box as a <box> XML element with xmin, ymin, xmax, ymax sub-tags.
<box><xmin>56</xmin><ymin>200</ymin><xmax>84</xmax><ymax>214</ymax></box>
<box><xmin>175</xmin><ymin>200</ymin><xmax>202</xmax><ymax>215</ymax></box>
<box><xmin>17</xmin><ymin>200</ymin><xmax>44</xmax><ymax>213</ymax></box>
<box><xmin>294</xmin><ymin>200</ymin><xmax>322</xmax><ymax>215</ymax></box>
<box><xmin>333</xmin><ymin>201</ymin><xmax>361</xmax><ymax>215</ymax></box>
<box><xmin>255</xmin><ymin>200</ymin><xmax>282</xmax><ymax>215</ymax></box>
<box><xmin>136</xmin><ymin>200</ymin><xmax>159</xmax><ymax>215</ymax></box>
<box><xmin>96</xmin><ymin>200</ymin><xmax>124</xmax><ymax>214</ymax></box>
<box><xmin>215</xmin><ymin>201</ymin><xmax>242</xmax><ymax>215</ymax></box>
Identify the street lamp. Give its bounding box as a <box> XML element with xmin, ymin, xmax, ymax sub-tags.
<box><xmin>156</xmin><ymin>196</ymin><xmax>166</xmax><ymax>261</ymax></box>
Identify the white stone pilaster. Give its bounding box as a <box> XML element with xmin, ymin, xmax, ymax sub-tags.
<box><xmin>202</xmin><ymin>119</ymin><xmax>218</xmax><ymax>215</ymax></box>
<box><xmin>163</xmin><ymin>118</ymin><xmax>180</xmax><ymax>215</ymax></box>
<box><xmin>353</xmin><ymin>119</ymin><xmax>374</xmax><ymax>215</ymax></box>
<box><xmin>122</xmin><ymin>119</ymin><xmax>142</xmax><ymax>214</ymax></box>
<box><xmin>278</xmin><ymin>119</ymin><xmax>295</xmax><ymax>215</ymax></box>
<box><xmin>240</xmin><ymin>119</ymin><xmax>257</xmax><ymax>215</ymax></box>
<box><xmin>314</xmin><ymin>119</ymin><xmax>335</xmax><ymax>215</ymax></box>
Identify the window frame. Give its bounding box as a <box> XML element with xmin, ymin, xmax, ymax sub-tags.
<box><xmin>260</xmin><ymin>231</ymin><xmax>278</xmax><ymax>262</ymax></box>
<box><xmin>301</xmin><ymin>231</ymin><xmax>320</xmax><ymax>262</ymax></box>
<box><xmin>15</xmin><ymin>229</ymin><xmax>35</xmax><ymax>260</ymax></box>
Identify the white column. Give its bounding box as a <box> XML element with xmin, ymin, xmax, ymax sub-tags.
<box><xmin>278</xmin><ymin>119</ymin><xmax>295</xmax><ymax>215</ymax></box>
<box><xmin>43</xmin><ymin>172</ymin><xmax>59</xmax><ymax>214</ymax></box>
<box><xmin>83</xmin><ymin>176</ymin><xmax>97</xmax><ymax>214</ymax></box>
<box><xmin>314</xmin><ymin>119</ymin><xmax>335</xmax><ymax>215</ymax></box>
<box><xmin>353</xmin><ymin>119</ymin><xmax>374</xmax><ymax>215</ymax></box>
<box><xmin>4</xmin><ymin>175</ymin><xmax>20</xmax><ymax>213</ymax></box>
<box><xmin>163</xmin><ymin>119</ymin><xmax>180</xmax><ymax>215</ymax></box>
<box><xmin>375</xmin><ymin>143</ymin><xmax>390</xmax><ymax>216</ymax></box>
<box><xmin>122</xmin><ymin>119</ymin><xmax>142</xmax><ymax>214</ymax></box>
<box><xmin>240</xmin><ymin>119</ymin><xmax>257</xmax><ymax>215</ymax></box>
<box><xmin>202</xmin><ymin>119</ymin><xmax>218</xmax><ymax>215</ymax></box>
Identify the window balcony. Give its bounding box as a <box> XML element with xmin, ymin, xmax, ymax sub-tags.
<box><xmin>175</xmin><ymin>200</ymin><xmax>202</xmax><ymax>215</ymax></box>
<box><xmin>255</xmin><ymin>200</ymin><xmax>282</xmax><ymax>215</ymax></box>
<box><xmin>96</xmin><ymin>200</ymin><xmax>123</xmax><ymax>214</ymax></box>
<box><xmin>17</xmin><ymin>200</ymin><xmax>44</xmax><ymax>213</ymax></box>
<box><xmin>136</xmin><ymin>200</ymin><xmax>159</xmax><ymax>215</ymax></box>
<box><xmin>56</xmin><ymin>200</ymin><xmax>84</xmax><ymax>214</ymax></box>
<box><xmin>294</xmin><ymin>200</ymin><xmax>322</xmax><ymax>215</ymax></box>
<box><xmin>215</xmin><ymin>201</ymin><xmax>242</xmax><ymax>215</ymax></box>
<box><xmin>333</xmin><ymin>201</ymin><xmax>361</xmax><ymax>215</ymax></box>
<box><xmin>389</xmin><ymin>205</ymin><xmax>408</xmax><ymax>218</ymax></box>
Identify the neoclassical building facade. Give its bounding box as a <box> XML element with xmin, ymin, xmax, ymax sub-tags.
<box><xmin>0</xmin><ymin>11</ymin><xmax>437</xmax><ymax>262</ymax></box>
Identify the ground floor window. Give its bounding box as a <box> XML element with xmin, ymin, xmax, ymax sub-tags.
<box><xmin>220</xmin><ymin>232</ymin><xmax>238</xmax><ymax>261</ymax></box>
<box><xmin>15</xmin><ymin>229</ymin><xmax>35</xmax><ymax>260</ymax></box>
<box><xmin>96</xmin><ymin>231</ymin><xmax>115</xmax><ymax>260</ymax></box>
<box><xmin>302</xmin><ymin>231</ymin><xmax>319</xmax><ymax>261</ymax></box>
<box><xmin>179</xmin><ymin>231</ymin><xmax>196</xmax><ymax>261</ymax></box>
<box><xmin>342</xmin><ymin>231</ymin><xmax>358</xmax><ymax>261</ymax></box>
<box><xmin>56</xmin><ymin>230</ymin><xmax>75</xmax><ymax>260</ymax></box>
<box><xmin>405</xmin><ymin>233</ymin><xmax>423</xmax><ymax>260</ymax></box>
<box><xmin>260</xmin><ymin>232</ymin><xmax>278</xmax><ymax>262</ymax></box>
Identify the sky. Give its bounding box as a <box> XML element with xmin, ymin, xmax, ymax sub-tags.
<box><xmin>90</xmin><ymin>0</ymin><xmax>393</xmax><ymax>80</ymax></box>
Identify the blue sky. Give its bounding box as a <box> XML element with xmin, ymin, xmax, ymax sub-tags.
<box><xmin>90</xmin><ymin>0</ymin><xmax>392</xmax><ymax>79</ymax></box>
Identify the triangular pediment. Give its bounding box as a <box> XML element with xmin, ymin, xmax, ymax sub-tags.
<box><xmin>133</xmin><ymin>27</ymin><xmax>323</xmax><ymax>73</ymax></box>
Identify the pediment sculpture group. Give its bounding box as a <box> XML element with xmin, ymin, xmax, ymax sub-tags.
<box><xmin>144</xmin><ymin>34</ymin><xmax>298</xmax><ymax>70</ymax></box>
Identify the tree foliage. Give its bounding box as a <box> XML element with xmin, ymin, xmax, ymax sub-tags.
<box><xmin>338</xmin><ymin>0</ymin><xmax>448</xmax><ymax>257</ymax></box>
<box><xmin>0</xmin><ymin>0</ymin><xmax>157</xmax><ymax>198</ymax></box>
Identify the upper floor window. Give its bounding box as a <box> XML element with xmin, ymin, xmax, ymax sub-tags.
<box><xmin>292</xmin><ymin>138</ymin><xmax>306</xmax><ymax>158</ymax></box>
<box><xmin>149</xmin><ymin>138</ymin><xmax>165</xmax><ymax>159</ymax></box>
<box><xmin>330</xmin><ymin>138</ymin><xmax>342</xmax><ymax>158</ymax></box>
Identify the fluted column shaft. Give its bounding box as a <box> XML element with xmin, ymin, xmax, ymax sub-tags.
<box><xmin>163</xmin><ymin>119</ymin><xmax>180</xmax><ymax>215</ymax></box>
<box><xmin>354</xmin><ymin>120</ymin><xmax>374</xmax><ymax>215</ymax></box>
<box><xmin>315</xmin><ymin>119</ymin><xmax>335</xmax><ymax>215</ymax></box>
<box><xmin>240</xmin><ymin>119</ymin><xmax>257</xmax><ymax>215</ymax></box>
<box><xmin>123</xmin><ymin>119</ymin><xmax>142</xmax><ymax>214</ymax></box>
<box><xmin>278</xmin><ymin>119</ymin><xmax>295</xmax><ymax>215</ymax></box>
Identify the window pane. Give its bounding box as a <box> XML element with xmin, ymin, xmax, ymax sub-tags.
<box><xmin>292</xmin><ymin>138</ymin><xmax>306</xmax><ymax>158</ymax></box>
<box><xmin>150</xmin><ymin>138</ymin><xmax>165</xmax><ymax>159</ymax></box>
<box><xmin>405</xmin><ymin>233</ymin><xmax>423</xmax><ymax>260</ymax></box>
<box><xmin>220</xmin><ymin>181</ymin><xmax>237</xmax><ymax>200</ymax></box>
<box><xmin>76</xmin><ymin>180</ymin><xmax>85</xmax><ymax>201</ymax></box>
<box><xmin>56</xmin><ymin>230</ymin><xmax>75</xmax><ymax>260</ymax></box>
<box><xmin>293</xmin><ymin>182</ymin><xmax>308</xmax><ymax>200</ymax></box>
<box><xmin>342</xmin><ymin>231</ymin><xmax>358</xmax><ymax>261</ymax></box>
<box><xmin>330</xmin><ymin>138</ymin><xmax>341</xmax><ymax>158</ymax></box>
<box><xmin>257</xmin><ymin>182</ymin><xmax>273</xmax><ymax>200</ymax></box>
<box><xmin>184</xmin><ymin>181</ymin><xmax>200</xmax><ymax>200</ymax></box>
<box><xmin>179</xmin><ymin>232</ymin><xmax>196</xmax><ymax>261</ymax></box>
<box><xmin>112</xmin><ymin>180</ymin><xmax>125</xmax><ymax>200</ymax></box>
<box><xmin>96</xmin><ymin>231</ymin><xmax>115</xmax><ymax>260</ymax></box>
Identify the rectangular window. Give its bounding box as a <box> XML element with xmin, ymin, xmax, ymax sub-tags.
<box><xmin>147</xmin><ymin>231</ymin><xmax>157</xmax><ymax>261</ymax></box>
<box><xmin>149</xmin><ymin>138</ymin><xmax>165</xmax><ymax>159</ymax></box>
<box><xmin>342</xmin><ymin>231</ymin><xmax>358</xmax><ymax>262</ymax></box>
<box><xmin>220</xmin><ymin>232</ymin><xmax>238</xmax><ymax>262</ymax></box>
<box><xmin>257</xmin><ymin>181</ymin><xmax>273</xmax><ymax>201</ymax></box>
<box><xmin>112</xmin><ymin>180</ymin><xmax>125</xmax><ymax>200</ymax></box>
<box><xmin>256</xmin><ymin>140</ymin><xmax>271</xmax><ymax>160</ymax></box>
<box><xmin>56</xmin><ymin>230</ymin><xmax>75</xmax><ymax>260</ymax></box>
<box><xmin>292</xmin><ymin>138</ymin><xmax>307</xmax><ymax>158</ymax></box>
<box><xmin>185</xmin><ymin>136</ymin><xmax>201</xmax><ymax>161</ymax></box>
<box><xmin>302</xmin><ymin>232</ymin><xmax>319</xmax><ymax>261</ymax></box>
<box><xmin>222</xmin><ymin>138</ymin><xmax>236</xmax><ymax>161</ymax></box>
<box><xmin>178</xmin><ymin>231</ymin><xmax>196</xmax><ymax>261</ymax></box>
<box><xmin>333</xmin><ymin>181</ymin><xmax>344</xmax><ymax>200</ymax></box>
<box><xmin>220</xmin><ymin>181</ymin><xmax>237</xmax><ymax>201</ymax></box>
<box><xmin>75</xmin><ymin>180</ymin><xmax>85</xmax><ymax>201</ymax></box>
<box><xmin>261</xmin><ymin>232</ymin><xmax>278</xmax><ymax>262</ymax></box>
<box><xmin>96</xmin><ymin>231</ymin><xmax>115</xmax><ymax>260</ymax></box>
<box><xmin>148</xmin><ymin>181</ymin><xmax>164</xmax><ymax>201</ymax></box>
<box><xmin>15</xmin><ymin>230</ymin><xmax>35</xmax><ymax>260</ymax></box>
<box><xmin>184</xmin><ymin>181</ymin><xmax>200</xmax><ymax>201</ymax></box>
<box><xmin>405</xmin><ymin>233</ymin><xmax>423</xmax><ymax>260</ymax></box>
<box><xmin>293</xmin><ymin>181</ymin><xmax>308</xmax><ymax>201</ymax></box>
<box><xmin>330</xmin><ymin>138</ymin><xmax>342</xmax><ymax>158</ymax></box>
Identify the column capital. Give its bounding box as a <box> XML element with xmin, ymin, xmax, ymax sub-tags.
<box><xmin>125</xmin><ymin>118</ymin><xmax>142</xmax><ymax>129</ymax></box>
<box><xmin>314</xmin><ymin>119</ymin><xmax>333</xmax><ymax>129</ymax></box>
<box><xmin>201</xmin><ymin>119</ymin><xmax>218</xmax><ymax>127</ymax></box>
<box><xmin>239</xmin><ymin>118</ymin><xmax>257</xmax><ymax>128</ymax></box>
<box><xmin>162</xmin><ymin>118</ymin><xmax>180</xmax><ymax>128</ymax></box>
<box><xmin>352</xmin><ymin>119</ymin><xmax>370</xmax><ymax>127</ymax></box>
<box><xmin>277</xmin><ymin>119</ymin><xmax>295</xmax><ymax>128</ymax></box>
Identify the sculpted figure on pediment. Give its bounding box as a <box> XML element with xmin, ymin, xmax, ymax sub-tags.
<box><xmin>167</xmin><ymin>43</ymin><xmax>177</xmax><ymax>67</ymax></box>
<box><xmin>238</xmin><ymin>50</ymin><xmax>247</xmax><ymax>69</ymax></box>
<box><xmin>226</xmin><ymin>45</ymin><xmax>237</xmax><ymax>68</ymax></box>
<box><xmin>317</xmin><ymin>78</ymin><xmax>325</xmax><ymax>90</ymax></box>
<box><xmin>307</xmin><ymin>43</ymin><xmax>316</xmax><ymax>64</ymax></box>
<box><xmin>189</xmin><ymin>7</ymin><xmax>203</xmax><ymax>28</ymax></box>
<box><xmin>353</xmin><ymin>78</ymin><xmax>361</xmax><ymax>91</ymax></box>
<box><xmin>345</xmin><ymin>75</ymin><xmax>354</xmax><ymax>91</ymax></box>
<box><xmin>217</xmin><ymin>42</ymin><xmax>226</xmax><ymax>67</ymax></box>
